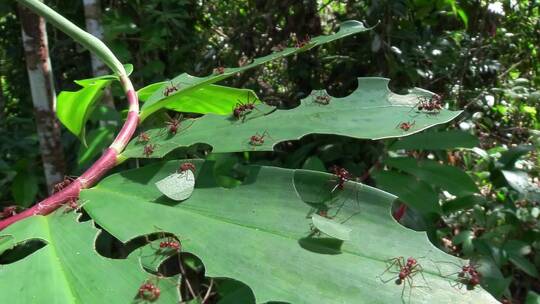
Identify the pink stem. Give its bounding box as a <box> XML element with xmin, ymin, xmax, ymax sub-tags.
<box><xmin>0</xmin><ymin>77</ymin><xmax>139</xmax><ymax>231</ymax></box>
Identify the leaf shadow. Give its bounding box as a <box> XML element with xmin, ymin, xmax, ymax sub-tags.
<box><xmin>297</xmin><ymin>237</ymin><xmax>343</xmax><ymax>255</ymax></box>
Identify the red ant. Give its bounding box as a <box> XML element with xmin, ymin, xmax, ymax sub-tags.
<box><xmin>295</xmin><ymin>34</ymin><xmax>312</xmax><ymax>48</ymax></box>
<box><xmin>143</xmin><ymin>144</ymin><xmax>156</xmax><ymax>157</ymax></box>
<box><xmin>415</xmin><ymin>94</ymin><xmax>443</xmax><ymax>113</ymax></box>
<box><xmin>249</xmin><ymin>131</ymin><xmax>269</xmax><ymax>146</ymax></box>
<box><xmin>379</xmin><ymin>256</ymin><xmax>427</xmax><ymax>301</ymax></box>
<box><xmin>0</xmin><ymin>205</ymin><xmax>18</xmax><ymax>219</ymax></box>
<box><xmin>213</xmin><ymin>66</ymin><xmax>225</xmax><ymax>75</ymax></box>
<box><xmin>159</xmin><ymin>239</ymin><xmax>181</xmax><ymax>252</ymax></box>
<box><xmin>165</xmin><ymin>116</ymin><xmax>181</xmax><ymax>135</ymax></box>
<box><xmin>163</xmin><ymin>81</ymin><xmax>179</xmax><ymax>97</ymax></box>
<box><xmin>232</xmin><ymin>95</ymin><xmax>257</xmax><ymax>121</ymax></box>
<box><xmin>397</xmin><ymin>121</ymin><xmax>415</xmax><ymax>131</ymax></box>
<box><xmin>330</xmin><ymin>166</ymin><xmax>352</xmax><ymax>191</ymax></box>
<box><xmin>178</xmin><ymin>162</ymin><xmax>196</xmax><ymax>173</ymax></box>
<box><xmin>137</xmin><ymin>132</ymin><xmax>150</xmax><ymax>143</ymax></box>
<box><xmin>313</xmin><ymin>92</ymin><xmax>331</xmax><ymax>105</ymax></box>
<box><xmin>53</xmin><ymin>176</ymin><xmax>75</xmax><ymax>193</ymax></box>
<box><xmin>138</xmin><ymin>281</ymin><xmax>160</xmax><ymax>302</ymax></box>
<box><xmin>63</xmin><ymin>198</ymin><xmax>79</xmax><ymax>213</ymax></box>
<box><xmin>450</xmin><ymin>262</ymin><xmax>481</xmax><ymax>290</ymax></box>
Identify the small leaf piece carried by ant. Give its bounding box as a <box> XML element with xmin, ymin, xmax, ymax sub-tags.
<box><xmin>155</xmin><ymin>170</ymin><xmax>195</xmax><ymax>201</ymax></box>
<box><xmin>311</xmin><ymin>214</ymin><xmax>352</xmax><ymax>241</ymax></box>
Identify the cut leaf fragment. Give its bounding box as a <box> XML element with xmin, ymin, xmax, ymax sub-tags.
<box><xmin>311</xmin><ymin>214</ymin><xmax>352</xmax><ymax>241</ymax></box>
<box><xmin>155</xmin><ymin>170</ymin><xmax>195</xmax><ymax>201</ymax></box>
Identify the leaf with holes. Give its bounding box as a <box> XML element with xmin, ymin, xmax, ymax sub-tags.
<box><xmin>138</xmin><ymin>82</ymin><xmax>260</xmax><ymax>115</ymax></box>
<box><xmin>122</xmin><ymin>78</ymin><xmax>462</xmax><ymax>158</ymax></box>
<box><xmin>0</xmin><ymin>211</ymin><xmax>178</xmax><ymax>303</ymax></box>
<box><xmin>139</xmin><ymin>21</ymin><xmax>371</xmax><ymax>121</ymax></box>
<box><xmin>82</xmin><ymin>160</ymin><xmax>497</xmax><ymax>303</ymax></box>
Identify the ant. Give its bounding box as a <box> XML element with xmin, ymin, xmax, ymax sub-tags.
<box><xmin>379</xmin><ymin>256</ymin><xmax>427</xmax><ymax>301</ymax></box>
<box><xmin>271</xmin><ymin>43</ymin><xmax>285</xmax><ymax>52</ymax></box>
<box><xmin>178</xmin><ymin>162</ymin><xmax>196</xmax><ymax>173</ymax></box>
<box><xmin>330</xmin><ymin>166</ymin><xmax>352</xmax><ymax>191</ymax></box>
<box><xmin>232</xmin><ymin>95</ymin><xmax>257</xmax><ymax>121</ymax></box>
<box><xmin>138</xmin><ymin>280</ymin><xmax>160</xmax><ymax>302</ymax></box>
<box><xmin>238</xmin><ymin>55</ymin><xmax>253</xmax><ymax>67</ymax></box>
<box><xmin>137</xmin><ymin>132</ymin><xmax>150</xmax><ymax>143</ymax></box>
<box><xmin>159</xmin><ymin>238</ymin><xmax>181</xmax><ymax>252</ymax></box>
<box><xmin>447</xmin><ymin>262</ymin><xmax>481</xmax><ymax>290</ymax></box>
<box><xmin>249</xmin><ymin>131</ymin><xmax>269</xmax><ymax>146</ymax></box>
<box><xmin>295</xmin><ymin>34</ymin><xmax>312</xmax><ymax>48</ymax></box>
<box><xmin>213</xmin><ymin>66</ymin><xmax>225</xmax><ymax>75</ymax></box>
<box><xmin>414</xmin><ymin>94</ymin><xmax>443</xmax><ymax>114</ymax></box>
<box><xmin>53</xmin><ymin>176</ymin><xmax>75</xmax><ymax>193</ymax></box>
<box><xmin>143</xmin><ymin>144</ymin><xmax>156</xmax><ymax>157</ymax></box>
<box><xmin>165</xmin><ymin>116</ymin><xmax>181</xmax><ymax>135</ymax></box>
<box><xmin>314</xmin><ymin>93</ymin><xmax>331</xmax><ymax>105</ymax></box>
<box><xmin>163</xmin><ymin>81</ymin><xmax>179</xmax><ymax>97</ymax></box>
<box><xmin>397</xmin><ymin>121</ymin><xmax>415</xmax><ymax>131</ymax></box>
<box><xmin>0</xmin><ymin>205</ymin><xmax>19</xmax><ymax>219</ymax></box>
<box><xmin>63</xmin><ymin>198</ymin><xmax>79</xmax><ymax>213</ymax></box>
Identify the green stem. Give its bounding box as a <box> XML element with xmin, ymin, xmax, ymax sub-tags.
<box><xmin>17</xmin><ymin>0</ymin><xmax>125</xmax><ymax>75</ymax></box>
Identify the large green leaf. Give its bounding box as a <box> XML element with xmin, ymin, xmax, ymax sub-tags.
<box><xmin>0</xmin><ymin>211</ymin><xmax>178</xmax><ymax>303</ymax></box>
<box><xmin>122</xmin><ymin>78</ymin><xmax>462</xmax><ymax>158</ymax></box>
<box><xmin>139</xmin><ymin>21</ymin><xmax>371</xmax><ymax>120</ymax></box>
<box><xmin>82</xmin><ymin>160</ymin><xmax>496</xmax><ymax>303</ymax></box>
<box><xmin>138</xmin><ymin>82</ymin><xmax>259</xmax><ymax>115</ymax></box>
<box><xmin>385</xmin><ymin>157</ymin><xmax>479</xmax><ymax>196</ymax></box>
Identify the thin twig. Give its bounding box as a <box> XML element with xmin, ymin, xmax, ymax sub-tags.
<box><xmin>177</xmin><ymin>254</ymin><xmax>198</xmax><ymax>300</ymax></box>
<box><xmin>202</xmin><ymin>279</ymin><xmax>214</xmax><ymax>303</ymax></box>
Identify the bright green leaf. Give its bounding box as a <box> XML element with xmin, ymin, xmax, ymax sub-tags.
<box><xmin>138</xmin><ymin>82</ymin><xmax>259</xmax><ymax>115</ymax></box>
<box><xmin>76</xmin><ymin>125</ymin><xmax>115</xmax><ymax>168</ymax></box>
<box><xmin>57</xmin><ymin>75</ymin><xmax>116</xmax><ymax>144</ymax></box>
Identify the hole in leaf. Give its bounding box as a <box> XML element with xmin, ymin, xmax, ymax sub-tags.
<box><xmin>94</xmin><ymin>228</ymin><xmax>132</xmax><ymax>259</ymax></box>
<box><xmin>0</xmin><ymin>239</ymin><xmax>46</xmax><ymax>264</ymax></box>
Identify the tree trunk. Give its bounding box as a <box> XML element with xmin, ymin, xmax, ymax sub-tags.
<box><xmin>18</xmin><ymin>3</ymin><xmax>66</xmax><ymax>193</ymax></box>
<box><xmin>83</xmin><ymin>0</ymin><xmax>115</xmax><ymax>112</ymax></box>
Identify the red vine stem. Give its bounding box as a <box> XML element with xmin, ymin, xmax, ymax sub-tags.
<box><xmin>0</xmin><ymin>76</ymin><xmax>139</xmax><ymax>230</ymax></box>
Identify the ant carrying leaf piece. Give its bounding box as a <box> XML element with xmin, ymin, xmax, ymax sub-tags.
<box><xmin>155</xmin><ymin>162</ymin><xmax>195</xmax><ymax>201</ymax></box>
<box><xmin>213</xmin><ymin>66</ymin><xmax>225</xmax><ymax>75</ymax></box>
<box><xmin>379</xmin><ymin>256</ymin><xmax>429</xmax><ymax>302</ymax></box>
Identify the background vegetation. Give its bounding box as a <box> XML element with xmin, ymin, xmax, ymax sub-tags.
<box><xmin>0</xmin><ymin>0</ymin><xmax>539</xmax><ymax>303</ymax></box>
